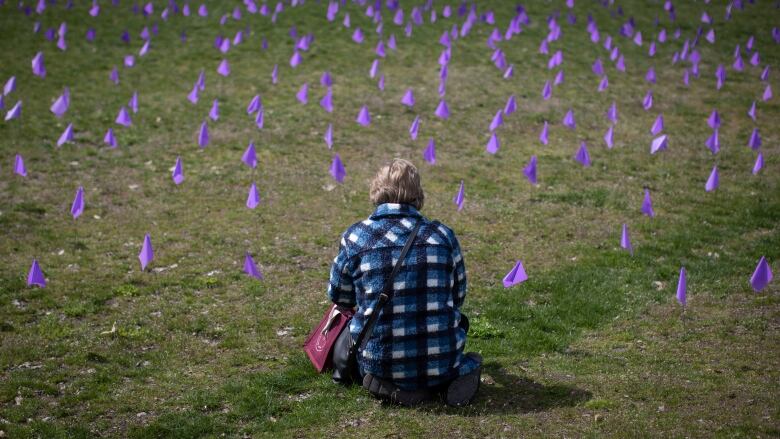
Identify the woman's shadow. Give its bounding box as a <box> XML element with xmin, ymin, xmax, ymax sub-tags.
<box><xmin>423</xmin><ymin>361</ymin><xmax>592</xmax><ymax>415</ymax></box>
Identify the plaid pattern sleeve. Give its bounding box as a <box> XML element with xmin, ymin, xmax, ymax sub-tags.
<box><xmin>327</xmin><ymin>203</ymin><xmax>480</xmax><ymax>390</ymax></box>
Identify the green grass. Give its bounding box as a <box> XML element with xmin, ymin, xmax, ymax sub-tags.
<box><xmin>1</xmin><ymin>0</ymin><xmax>779</xmax><ymax>437</ymax></box>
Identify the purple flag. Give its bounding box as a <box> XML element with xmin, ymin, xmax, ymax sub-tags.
<box><xmin>676</xmin><ymin>267</ymin><xmax>687</xmax><ymax>306</ymax></box>
<box><xmin>705</xmin><ymin>166</ymin><xmax>719</xmax><ymax>192</ymax></box>
<box><xmin>748</xmin><ymin>128</ymin><xmax>761</xmax><ymax>149</ymax></box>
<box><xmin>352</xmin><ymin>27</ymin><xmax>364</xmax><ymax>43</ymax></box>
<box><xmin>621</xmin><ymin>224</ymin><xmax>633</xmax><ymax>255</ymax></box>
<box><xmin>187</xmin><ymin>84</ymin><xmax>199</xmax><ymax>104</ymax></box>
<box><xmin>198</xmin><ymin>121</ymin><xmax>209</xmax><ymax>147</ymax></box>
<box><xmin>14</xmin><ymin>154</ymin><xmax>27</xmax><ymax>176</ymax></box>
<box><xmin>643</xmin><ymin>90</ymin><xmax>653</xmax><ymax>110</ymax></box>
<box><xmin>320</xmin><ymin>89</ymin><xmax>333</xmax><ymax>113</ymax></box>
<box><xmin>453</xmin><ymin>180</ymin><xmax>465</xmax><ymax>211</ymax></box>
<box><xmin>209</xmin><ymin>99</ymin><xmax>219</xmax><ymax>121</ymax></box>
<box><xmin>607</xmin><ymin>102</ymin><xmax>618</xmax><ymax>123</ymax></box>
<box><xmin>604</xmin><ymin>125</ymin><xmax>615</xmax><ymax>149</ymax></box>
<box><xmin>115</xmin><ymin>106</ymin><xmax>132</xmax><ymax>126</ymax></box>
<box><xmin>542</xmin><ymin>80</ymin><xmax>552</xmax><ymax>100</ymax></box>
<box><xmin>645</xmin><ymin>66</ymin><xmax>657</xmax><ymax>84</ymax></box>
<box><xmin>369</xmin><ymin>59</ymin><xmax>380</xmax><ymax>79</ymax></box>
<box><xmin>574</xmin><ymin>141</ymin><xmax>591</xmax><ymax>167</ymax></box>
<box><xmin>504</xmin><ymin>95</ymin><xmax>517</xmax><ymax>115</ymax></box>
<box><xmin>378</xmin><ymin>74</ymin><xmax>385</xmax><ymax>91</ymax></box>
<box><xmin>486</xmin><ymin>133</ymin><xmax>500</xmax><ymax>154</ymax></box>
<box><xmin>750</xmin><ymin>52</ymin><xmax>760</xmax><ymax>66</ymax></box>
<box><xmin>650</xmin><ymin>135</ymin><xmax>668</xmax><ymax>154</ymax></box>
<box><xmin>320</xmin><ymin>71</ymin><xmax>333</xmax><ymax>88</ymax></box>
<box><xmin>296</xmin><ymin>83</ymin><xmax>309</xmax><ymax>104</ymax></box>
<box><xmin>4</xmin><ymin>76</ymin><xmax>16</xmax><ymax>95</ymax></box>
<box><xmin>356</xmin><ymin>105</ymin><xmax>371</xmax><ymax>126</ymax></box>
<box><xmin>423</xmin><ymin>138</ymin><xmax>436</xmax><ymax>165</ymax></box>
<box><xmin>750</xmin><ymin>256</ymin><xmax>773</xmax><ymax>292</ymax></box>
<box><xmin>330</xmin><ymin>154</ymin><xmax>346</xmax><ymax>183</ymax></box>
<box><xmin>242</xmin><ymin>142</ymin><xmax>257</xmax><ymax>168</ymax></box>
<box><xmin>733</xmin><ymin>55</ymin><xmax>744</xmax><ymax>71</ymax></box>
<box><xmin>129</xmin><ymin>91</ymin><xmax>138</xmax><ymax>113</ymax></box>
<box><xmin>747</xmin><ymin>101</ymin><xmax>757</xmax><ymax>121</ymax></box>
<box><xmin>171</xmin><ymin>157</ymin><xmax>184</xmax><ymax>185</ymax></box>
<box><xmin>642</xmin><ymin>189</ymin><xmax>655</xmax><ymax>217</ymax></box>
<box><xmin>57</xmin><ymin>123</ymin><xmax>74</xmax><ymax>147</ymax></box>
<box><xmin>244</xmin><ymin>252</ymin><xmax>263</xmax><ymax>279</ymax></box>
<box><xmin>217</xmin><ymin>59</ymin><xmax>230</xmax><ymax>76</ymax></box>
<box><xmin>32</xmin><ymin>52</ymin><xmax>46</xmax><ymax>78</ymax></box>
<box><xmin>247</xmin><ymin>95</ymin><xmax>261</xmax><ymax>114</ymax></box>
<box><xmin>616</xmin><ymin>55</ymin><xmax>626</xmax><ymax>72</ymax></box>
<box><xmin>705</xmin><ymin>129</ymin><xmax>720</xmax><ymax>154</ymax></box>
<box><xmin>592</xmin><ymin>58</ymin><xmax>604</xmax><ymax>76</ymax></box>
<box><xmin>246</xmin><ymin>182</ymin><xmax>260</xmax><ymax>209</ymax></box>
<box><xmin>489</xmin><ymin>110</ymin><xmax>503</xmax><ymax>132</ymax></box>
<box><xmin>70</xmin><ymin>186</ymin><xmax>84</xmax><ymax>219</ymax></box>
<box><xmin>763</xmin><ymin>84</ymin><xmax>773</xmax><ymax>102</ymax></box>
<box><xmin>324</xmin><ymin>124</ymin><xmax>333</xmax><ymax>149</ymax></box>
<box><xmin>562</xmin><ymin>109</ymin><xmax>576</xmax><ymax>129</ymax></box>
<box><xmin>255</xmin><ymin>108</ymin><xmax>265</xmax><ymax>129</ymax></box>
<box><xmin>409</xmin><ymin>116</ymin><xmax>420</xmax><ymax>140</ymax></box>
<box><xmin>401</xmin><ymin>88</ymin><xmax>415</xmax><ymax>107</ymax></box>
<box><xmin>716</xmin><ymin>64</ymin><xmax>726</xmax><ymax>90</ymax></box>
<box><xmin>4</xmin><ymin>100</ymin><xmax>21</xmax><ymax>121</ymax></box>
<box><xmin>27</xmin><ymin>259</ymin><xmax>46</xmax><ymax>287</ymax></box>
<box><xmin>539</xmin><ymin>121</ymin><xmax>549</xmax><ymax>145</ymax></box>
<box><xmin>752</xmin><ymin>152</ymin><xmax>763</xmax><ymax>175</ymax></box>
<box><xmin>434</xmin><ymin>100</ymin><xmax>450</xmax><ymax>119</ymax></box>
<box><xmin>598</xmin><ymin>75</ymin><xmax>609</xmax><ymax>92</ymax></box>
<box><xmin>50</xmin><ymin>89</ymin><xmax>69</xmax><ymax>117</ymax></box>
<box><xmin>502</xmin><ymin>260</ymin><xmax>528</xmax><ymax>288</ymax></box>
<box><xmin>139</xmin><ymin>234</ymin><xmax>154</xmax><ymax>270</ymax></box>
<box><xmin>650</xmin><ymin>113</ymin><xmax>664</xmax><ymax>135</ymax></box>
<box><xmin>760</xmin><ymin>66</ymin><xmax>770</xmax><ymax>82</ymax></box>
<box><xmin>523</xmin><ymin>155</ymin><xmax>537</xmax><ymax>184</ymax></box>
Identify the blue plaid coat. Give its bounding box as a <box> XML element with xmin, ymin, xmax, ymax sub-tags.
<box><xmin>327</xmin><ymin>203</ymin><xmax>479</xmax><ymax>390</ymax></box>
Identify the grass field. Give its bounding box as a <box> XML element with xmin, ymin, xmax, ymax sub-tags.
<box><xmin>1</xmin><ymin>0</ymin><xmax>779</xmax><ymax>437</ymax></box>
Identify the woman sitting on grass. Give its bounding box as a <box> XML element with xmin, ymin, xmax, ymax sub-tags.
<box><xmin>327</xmin><ymin>158</ymin><xmax>482</xmax><ymax>407</ymax></box>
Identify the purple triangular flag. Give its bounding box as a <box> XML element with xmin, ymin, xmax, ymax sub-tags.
<box><xmin>435</xmin><ymin>100</ymin><xmax>450</xmax><ymax>119</ymax></box>
<box><xmin>290</xmin><ymin>51</ymin><xmax>302</xmax><ymax>68</ymax></box>
<box><xmin>645</xmin><ymin>66</ymin><xmax>656</xmax><ymax>84</ymax></box>
<box><xmin>748</xmin><ymin>128</ymin><xmax>761</xmax><ymax>149</ymax></box>
<box><xmin>705</xmin><ymin>166</ymin><xmax>719</xmax><ymax>192</ymax></box>
<box><xmin>246</xmin><ymin>182</ymin><xmax>260</xmax><ymax>209</ymax></box>
<box><xmin>247</xmin><ymin>95</ymin><xmax>261</xmax><ymax>114</ymax></box>
<box><xmin>523</xmin><ymin>155</ymin><xmax>537</xmax><ymax>184</ymax></box>
<box><xmin>171</xmin><ymin>157</ymin><xmax>184</xmax><ymax>185</ymax></box>
<box><xmin>70</xmin><ymin>186</ymin><xmax>84</xmax><ymax>219</ymax></box>
<box><xmin>423</xmin><ymin>138</ymin><xmax>436</xmax><ymax>164</ymax></box>
<box><xmin>244</xmin><ymin>252</ymin><xmax>263</xmax><ymax>279</ymax></box>
<box><xmin>607</xmin><ymin>102</ymin><xmax>618</xmax><ymax>123</ymax></box>
<box><xmin>705</xmin><ymin>129</ymin><xmax>720</xmax><ymax>154</ymax></box>
<box><xmin>116</xmin><ymin>106</ymin><xmax>132</xmax><ymax>127</ymax></box>
<box><xmin>242</xmin><ymin>142</ymin><xmax>257</xmax><ymax>168</ymax></box>
<box><xmin>356</xmin><ymin>105</ymin><xmax>371</xmax><ymax>126</ymax></box>
<box><xmin>330</xmin><ymin>154</ymin><xmax>346</xmax><ymax>183</ymax></box>
<box><xmin>539</xmin><ymin>121</ymin><xmax>549</xmax><ymax>145</ymax></box>
<box><xmin>598</xmin><ymin>75</ymin><xmax>609</xmax><ymax>92</ymax></box>
<box><xmin>320</xmin><ymin>89</ymin><xmax>333</xmax><ymax>113</ymax></box>
<box><xmin>401</xmin><ymin>88</ymin><xmax>415</xmax><ymax>107</ymax></box>
<box><xmin>747</xmin><ymin>101</ymin><xmax>757</xmax><ymax>121</ymax></box>
<box><xmin>542</xmin><ymin>80</ymin><xmax>552</xmax><ymax>100</ymax></box>
<box><xmin>4</xmin><ymin>76</ymin><xmax>16</xmax><ymax>95</ymax></box>
<box><xmin>642</xmin><ymin>189</ymin><xmax>655</xmax><ymax>217</ymax></box>
<box><xmin>575</xmin><ymin>141</ymin><xmax>591</xmax><ymax>167</ymax></box>
<box><xmin>139</xmin><ymin>234</ymin><xmax>154</xmax><ymax>270</ymax></box>
<box><xmin>453</xmin><ymin>180</ymin><xmax>465</xmax><ymax>211</ymax></box>
<box><xmin>255</xmin><ymin>108</ymin><xmax>265</xmax><ymax>129</ymax></box>
<box><xmin>750</xmin><ymin>256</ymin><xmax>773</xmax><ymax>292</ymax></box>
<box><xmin>676</xmin><ymin>267</ymin><xmax>687</xmax><ymax>306</ymax></box>
<box><xmin>763</xmin><ymin>84</ymin><xmax>773</xmax><ymax>102</ymax></box>
<box><xmin>50</xmin><ymin>90</ymin><xmax>69</xmax><ymax>117</ymax></box>
<box><xmin>14</xmin><ymin>154</ymin><xmax>27</xmax><ymax>176</ymax></box>
<box><xmin>502</xmin><ymin>260</ymin><xmax>528</xmax><ymax>288</ymax></box>
<box><xmin>650</xmin><ymin>113</ymin><xmax>664</xmax><ymax>135</ymax></box>
<box><xmin>324</xmin><ymin>124</ymin><xmax>333</xmax><ymax>149</ymax></box>
<box><xmin>5</xmin><ymin>100</ymin><xmax>22</xmax><ymax>121</ymax></box>
<box><xmin>57</xmin><ymin>123</ymin><xmax>74</xmax><ymax>147</ymax></box>
<box><xmin>409</xmin><ymin>116</ymin><xmax>420</xmax><ymax>140</ymax></box>
<box><xmin>489</xmin><ymin>110</ymin><xmax>503</xmax><ymax>132</ymax></box>
<box><xmin>707</xmin><ymin>110</ymin><xmax>720</xmax><ymax>129</ymax></box>
<box><xmin>207</xmin><ymin>99</ymin><xmax>219</xmax><ymax>121</ymax></box>
<box><xmin>27</xmin><ymin>259</ymin><xmax>46</xmax><ymax>287</ymax></box>
<box><xmin>378</xmin><ymin>74</ymin><xmax>385</xmax><ymax>91</ymax></box>
<box><xmin>650</xmin><ymin>135</ymin><xmax>668</xmax><ymax>154</ymax></box>
<box><xmin>604</xmin><ymin>125</ymin><xmax>614</xmax><ymax>149</ymax></box>
<box><xmin>562</xmin><ymin>109</ymin><xmax>576</xmax><ymax>129</ymax></box>
<box><xmin>752</xmin><ymin>152</ymin><xmax>763</xmax><ymax>175</ymax></box>
<box><xmin>621</xmin><ymin>223</ymin><xmax>633</xmax><ymax>255</ymax></box>
<box><xmin>217</xmin><ymin>59</ymin><xmax>230</xmax><ymax>76</ymax></box>
<box><xmin>643</xmin><ymin>90</ymin><xmax>653</xmax><ymax>110</ymax></box>
<box><xmin>198</xmin><ymin>121</ymin><xmax>209</xmax><ymax>147</ymax></box>
<box><xmin>504</xmin><ymin>95</ymin><xmax>517</xmax><ymax>115</ymax></box>
<box><xmin>486</xmin><ymin>132</ymin><xmax>500</xmax><ymax>154</ymax></box>
<box><xmin>352</xmin><ymin>28</ymin><xmax>364</xmax><ymax>44</ymax></box>
<box><xmin>129</xmin><ymin>91</ymin><xmax>138</xmax><ymax>113</ymax></box>
<box><xmin>187</xmin><ymin>84</ymin><xmax>199</xmax><ymax>104</ymax></box>
<box><xmin>32</xmin><ymin>52</ymin><xmax>46</xmax><ymax>78</ymax></box>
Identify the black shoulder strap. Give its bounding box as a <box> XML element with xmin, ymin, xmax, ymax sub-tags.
<box><xmin>355</xmin><ymin>221</ymin><xmax>422</xmax><ymax>352</ymax></box>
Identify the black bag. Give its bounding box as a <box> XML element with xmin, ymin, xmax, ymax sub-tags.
<box><xmin>332</xmin><ymin>222</ymin><xmax>422</xmax><ymax>385</ymax></box>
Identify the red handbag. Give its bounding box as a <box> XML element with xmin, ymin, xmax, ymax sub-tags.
<box><xmin>303</xmin><ymin>304</ymin><xmax>355</xmax><ymax>372</ymax></box>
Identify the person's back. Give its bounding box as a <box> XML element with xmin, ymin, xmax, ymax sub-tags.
<box><xmin>327</xmin><ymin>159</ymin><xmax>481</xmax><ymax>406</ymax></box>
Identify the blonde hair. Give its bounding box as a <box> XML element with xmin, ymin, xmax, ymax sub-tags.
<box><xmin>369</xmin><ymin>158</ymin><xmax>425</xmax><ymax>210</ymax></box>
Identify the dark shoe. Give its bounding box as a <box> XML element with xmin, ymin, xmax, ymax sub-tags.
<box><xmin>362</xmin><ymin>374</ymin><xmax>431</xmax><ymax>407</ymax></box>
<box><xmin>445</xmin><ymin>353</ymin><xmax>482</xmax><ymax>407</ymax></box>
